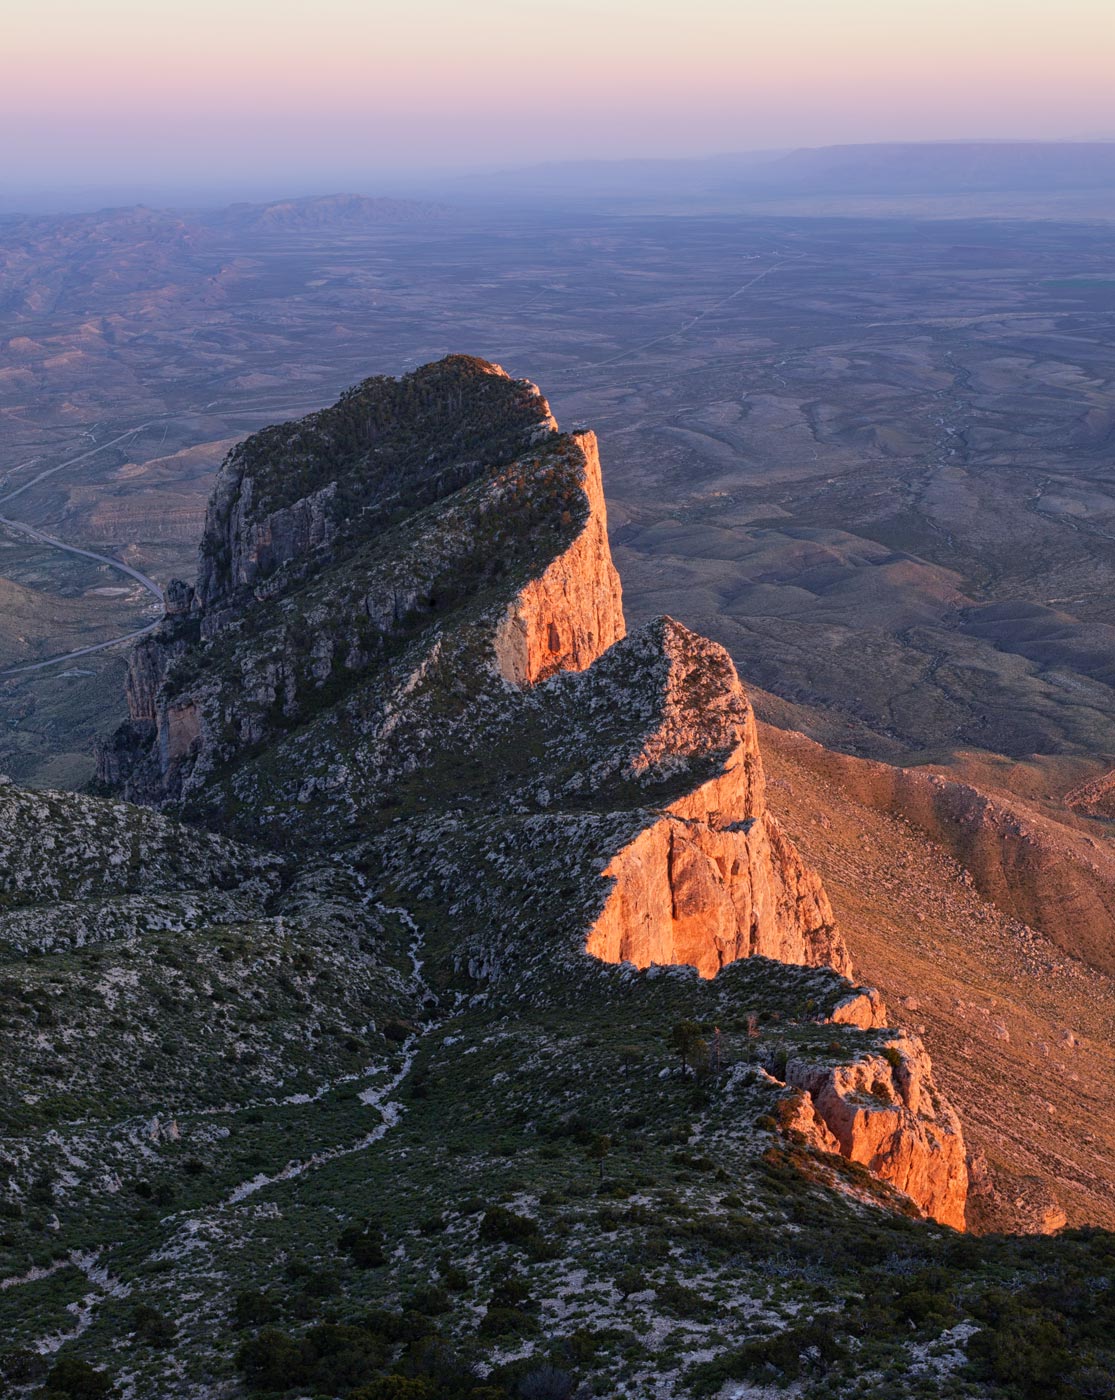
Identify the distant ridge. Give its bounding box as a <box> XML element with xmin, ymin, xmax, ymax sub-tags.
<box><xmin>210</xmin><ymin>192</ymin><xmax>449</xmax><ymax>231</ymax></box>
<box><xmin>747</xmin><ymin>141</ymin><xmax>1115</xmax><ymax>196</ymax></box>
<box><xmin>454</xmin><ymin>140</ymin><xmax>1115</xmax><ymax>212</ymax></box>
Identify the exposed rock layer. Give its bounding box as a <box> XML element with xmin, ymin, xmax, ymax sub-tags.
<box><xmin>585</xmin><ymin>633</ymin><xmax>846</xmax><ymax>978</ymax></box>
<box><xmin>492</xmin><ymin>432</ymin><xmax>625</xmax><ymax>684</ymax></box>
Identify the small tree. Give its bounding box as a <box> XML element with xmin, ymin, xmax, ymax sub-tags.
<box><xmin>618</xmin><ymin>1044</ymin><xmax>642</xmax><ymax>1077</ymax></box>
<box><xmin>616</xmin><ymin>1265</ymin><xmax>649</xmax><ymax>1299</ymax></box>
<box><xmin>669</xmin><ymin>1020</ymin><xmax>703</xmax><ymax>1074</ymax></box>
<box><xmin>39</xmin><ymin>1356</ymin><xmax>116</xmax><ymax>1398</ymax></box>
<box><xmin>586</xmin><ymin>1133</ymin><xmax>611</xmax><ymax>1183</ymax></box>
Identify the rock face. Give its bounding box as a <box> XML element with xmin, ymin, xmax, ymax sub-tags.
<box><xmin>585</xmin><ymin>625</ymin><xmax>846</xmax><ymax>978</ymax></box>
<box><xmin>781</xmin><ymin>1031</ymin><xmax>968</xmax><ymax>1230</ymax></box>
<box><xmin>194</xmin><ymin>354</ymin><xmax>556</xmax><ymax>616</ymax></box>
<box><xmin>92</xmin><ymin>353</ymin><xmax>966</xmax><ymax>1229</ymax></box>
<box><xmin>97</xmin><ymin>357</ymin><xmax>564</xmax><ymax>802</ymax></box>
<box><xmin>492</xmin><ymin>431</ymin><xmax>625</xmax><ymax>685</ymax></box>
<box><xmin>210</xmin><ymin>476</ymin><xmax>339</xmax><ymax>612</ymax></box>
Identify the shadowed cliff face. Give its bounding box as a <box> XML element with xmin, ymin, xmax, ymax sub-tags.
<box><xmin>89</xmin><ymin>354</ymin><xmax>966</xmax><ymax>1229</ymax></box>
<box><xmin>195</xmin><ymin>354</ymin><xmax>557</xmax><ymax>615</ymax></box>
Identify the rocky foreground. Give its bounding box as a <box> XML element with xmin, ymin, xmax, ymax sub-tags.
<box><xmin>0</xmin><ymin>358</ymin><xmax>1110</xmax><ymax>1399</ymax></box>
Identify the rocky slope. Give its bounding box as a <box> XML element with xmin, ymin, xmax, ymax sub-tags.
<box><xmin>760</xmin><ymin>719</ymin><xmax>1115</xmax><ymax>1234</ymax></box>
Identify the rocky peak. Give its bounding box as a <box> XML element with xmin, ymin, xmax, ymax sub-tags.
<box><xmin>94</xmin><ymin>355</ymin><xmax>967</xmax><ymax>1228</ymax></box>
<box><xmin>194</xmin><ymin>355</ymin><xmax>557</xmax><ymax>617</ymax></box>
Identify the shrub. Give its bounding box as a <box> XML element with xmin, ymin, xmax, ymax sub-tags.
<box><xmin>233</xmin><ymin>1288</ymin><xmax>279</xmax><ymax>1328</ymax></box>
<box><xmin>516</xmin><ymin>1366</ymin><xmax>581</xmax><ymax>1400</ymax></box>
<box><xmin>130</xmin><ymin>1303</ymin><xmax>176</xmax><ymax>1348</ymax></box>
<box><xmin>615</xmin><ymin>1267</ymin><xmax>649</xmax><ymax>1299</ymax></box>
<box><xmin>36</xmin><ymin>1356</ymin><xmax>116</xmax><ymax>1397</ymax></box>
<box><xmin>490</xmin><ymin>1276</ymin><xmax>533</xmax><ymax>1310</ymax></box>
<box><xmin>480</xmin><ymin>1306</ymin><xmax>539</xmax><ymax>1337</ymax></box>
<box><xmin>657</xmin><ymin>1279</ymin><xmax>712</xmax><ymax>1320</ymax></box>
<box><xmin>479</xmin><ymin>1206</ymin><xmax>538</xmax><ymax>1244</ymax></box>
<box><xmin>350</xmin><ymin>1380</ymin><xmax>435</xmax><ymax>1400</ymax></box>
<box><xmin>687</xmin><ymin>1320</ymin><xmax>846</xmax><ymax>1393</ymax></box>
<box><xmin>236</xmin><ymin>1328</ymin><xmax>308</xmax><ymax>1391</ymax></box>
<box><xmin>964</xmin><ymin>1305</ymin><xmax>1072</xmax><ymax>1398</ymax></box>
<box><xmin>438</xmin><ymin>1254</ymin><xmax>470</xmax><ymax>1291</ymax></box>
<box><xmin>405</xmin><ymin>1283</ymin><xmax>451</xmax><ymax>1316</ymax></box>
<box><xmin>339</xmin><ymin>1223</ymin><xmax>387</xmax><ymax>1268</ymax></box>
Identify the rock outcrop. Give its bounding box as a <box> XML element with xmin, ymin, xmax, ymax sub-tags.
<box><xmin>781</xmin><ymin>1032</ymin><xmax>968</xmax><ymax>1230</ymax></box>
<box><xmin>585</xmin><ymin>624</ymin><xmax>846</xmax><ymax>978</ymax></box>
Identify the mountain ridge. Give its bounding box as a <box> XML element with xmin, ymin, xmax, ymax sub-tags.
<box><xmin>2</xmin><ymin>356</ymin><xmax>1112</xmax><ymax>1397</ymax></box>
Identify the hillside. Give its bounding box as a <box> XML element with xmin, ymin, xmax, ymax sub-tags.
<box><xmin>0</xmin><ymin>359</ymin><xmax>1111</xmax><ymax>1399</ymax></box>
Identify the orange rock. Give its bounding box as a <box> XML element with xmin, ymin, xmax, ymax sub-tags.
<box><xmin>492</xmin><ymin>431</ymin><xmax>625</xmax><ymax>685</ymax></box>
<box><xmin>784</xmin><ymin>1036</ymin><xmax>968</xmax><ymax>1229</ymax></box>
<box><xmin>585</xmin><ymin>621</ymin><xmax>848</xmax><ymax>978</ymax></box>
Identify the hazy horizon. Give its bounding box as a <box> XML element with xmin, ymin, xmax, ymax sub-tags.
<box><xmin>4</xmin><ymin>0</ymin><xmax>1113</xmax><ymax>203</ymax></box>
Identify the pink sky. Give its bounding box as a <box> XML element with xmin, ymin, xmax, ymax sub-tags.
<box><xmin>3</xmin><ymin>0</ymin><xmax>1113</xmax><ymax>185</ymax></box>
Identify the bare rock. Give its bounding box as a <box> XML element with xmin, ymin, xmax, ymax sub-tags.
<box><xmin>492</xmin><ymin>431</ymin><xmax>625</xmax><ymax>685</ymax></box>
<box><xmin>783</xmin><ymin>1036</ymin><xmax>968</xmax><ymax>1229</ymax></box>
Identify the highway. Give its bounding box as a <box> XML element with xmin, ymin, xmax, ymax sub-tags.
<box><xmin>0</xmin><ymin>430</ymin><xmax>166</xmax><ymax>678</ymax></box>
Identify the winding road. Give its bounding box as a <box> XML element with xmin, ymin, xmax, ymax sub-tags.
<box><xmin>0</xmin><ymin>432</ymin><xmax>165</xmax><ymax>679</ymax></box>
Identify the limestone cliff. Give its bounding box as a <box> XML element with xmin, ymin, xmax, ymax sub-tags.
<box><xmin>492</xmin><ymin>431</ymin><xmax>625</xmax><ymax>684</ymax></box>
<box><xmin>97</xmin><ymin>357</ymin><xmax>566</xmax><ymax>803</ymax></box>
<box><xmin>584</xmin><ymin>623</ymin><xmax>847</xmax><ymax>979</ymax></box>
<box><xmin>780</xmin><ymin>1028</ymin><xmax>968</xmax><ymax>1230</ymax></box>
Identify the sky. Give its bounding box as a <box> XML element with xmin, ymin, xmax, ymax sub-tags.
<box><xmin>3</xmin><ymin>0</ymin><xmax>1114</xmax><ymax>196</ymax></box>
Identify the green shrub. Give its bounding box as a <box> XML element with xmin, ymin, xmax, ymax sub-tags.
<box><xmin>236</xmin><ymin>1328</ymin><xmax>308</xmax><ymax>1391</ymax></box>
<box><xmin>479</xmin><ymin>1306</ymin><xmax>539</xmax><ymax>1337</ymax></box>
<box><xmin>350</xmin><ymin>1379</ymin><xmax>436</xmax><ymax>1400</ymax></box>
<box><xmin>130</xmin><ymin>1303</ymin><xmax>176</xmax><ymax>1348</ymax></box>
<box><xmin>479</xmin><ymin>1206</ymin><xmax>538</xmax><ymax>1244</ymax></box>
<box><xmin>687</xmin><ymin>1320</ymin><xmax>846</xmax><ymax>1393</ymax></box>
<box><xmin>339</xmin><ymin>1222</ymin><xmax>387</xmax><ymax>1268</ymax></box>
<box><xmin>656</xmin><ymin>1279</ymin><xmax>712</xmax><ymax>1320</ymax></box>
<box><xmin>36</xmin><ymin>1356</ymin><xmax>116</xmax><ymax>1398</ymax></box>
<box><xmin>233</xmin><ymin>1288</ymin><xmax>279</xmax><ymax>1328</ymax></box>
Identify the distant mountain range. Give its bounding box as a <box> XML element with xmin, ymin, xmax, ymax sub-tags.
<box><xmin>744</xmin><ymin>141</ymin><xmax>1115</xmax><ymax>195</ymax></box>
<box><xmin>452</xmin><ymin>140</ymin><xmax>1115</xmax><ymax>212</ymax></box>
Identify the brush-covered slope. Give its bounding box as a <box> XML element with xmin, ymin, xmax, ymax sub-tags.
<box><xmin>6</xmin><ymin>357</ymin><xmax>1112</xmax><ymax>1400</ymax></box>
